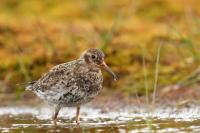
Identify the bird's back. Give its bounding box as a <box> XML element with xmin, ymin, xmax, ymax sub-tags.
<box><xmin>27</xmin><ymin>60</ymin><xmax>78</xmax><ymax>92</ymax></box>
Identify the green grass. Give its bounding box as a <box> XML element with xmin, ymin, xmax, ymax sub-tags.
<box><xmin>142</xmin><ymin>42</ymin><xmax>162</xmax><ymax>131</ymax></box>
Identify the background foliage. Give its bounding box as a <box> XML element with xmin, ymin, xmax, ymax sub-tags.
<box><xmin>0</xmin><ymin>0</ymin><xmax>200</xmax><ymax>97</ymax></box>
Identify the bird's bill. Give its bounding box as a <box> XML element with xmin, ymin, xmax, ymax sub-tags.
<box><xmin>101</xmin><ymin>61</ymin><xmax>118</xmax><ymax>80</ymax></box>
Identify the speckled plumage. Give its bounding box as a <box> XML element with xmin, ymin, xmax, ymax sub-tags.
<box><xmin>26</xmin><ymin>48</ymin><xmax>117</xmax><ymax>124</ymax></box>
<box><xmin>27</xmin><ymin>59</ymin><xmax>103</xmax><ymax>107</ymax></box>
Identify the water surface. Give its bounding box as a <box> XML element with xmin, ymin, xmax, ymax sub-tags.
<box><xmin>0</xmin><ymin>106</ymin><xmax>200</xmax><ymax>132</ymax></box>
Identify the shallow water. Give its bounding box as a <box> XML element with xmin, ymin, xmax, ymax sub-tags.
<box><xmin>0</xmin><ymin>106</ymin><xmax>200</xmax><ymax>132</ymax></box>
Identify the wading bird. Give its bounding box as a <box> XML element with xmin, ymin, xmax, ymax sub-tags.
<box><xmin>26</xmin><ymin>48</ymin><xmax>117</xmax><ymax>125</ymax></box>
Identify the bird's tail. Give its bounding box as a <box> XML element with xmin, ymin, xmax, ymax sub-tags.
<box><xmin>16</xmin><ymin>81</ymin><xmax>36</xmax><ymax>91</ymax></box>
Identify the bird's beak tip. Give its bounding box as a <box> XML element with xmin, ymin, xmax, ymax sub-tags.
<box><xmin>114</xmin><ymin>75</ymin><xmax>118</xmax><ymax>81</ymax></box>
<box><xmin>101</xmin><ymin>61</ymin><xmax>118</xmax><ymax>81</ymax></box>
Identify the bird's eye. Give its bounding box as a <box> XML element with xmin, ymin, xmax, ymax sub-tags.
<box><xmin>91</xmin><ymin>55</ymin><xmax>96</xmax><ymax>59</ymax></box>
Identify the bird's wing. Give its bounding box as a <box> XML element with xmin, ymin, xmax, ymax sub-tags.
<box><xmin>27</xmin><ymin>60</ymin><xmax>80</xmax><ymax>92</ymax></box>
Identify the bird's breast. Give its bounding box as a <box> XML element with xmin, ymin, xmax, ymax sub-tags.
<box><xmin>75</xmin><ymin>67</ymin><xmax>103</xmax><ymax>93</ymax></box>
<box><xmin>88</xmin><ymin>68</ymin><xmax>103</xmax><ymax>83</ymax></box>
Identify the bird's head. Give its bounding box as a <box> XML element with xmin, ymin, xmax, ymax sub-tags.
<box><xmin>80</xmin><ymin>48</ymin><xmax>118</xmax><ymax>80</ymax></box>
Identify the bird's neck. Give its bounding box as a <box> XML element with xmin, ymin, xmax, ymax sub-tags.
<box><xmin>76</xmin><ymin>59</ymin><xmax>101</xmax><ymax>73</ymax></box>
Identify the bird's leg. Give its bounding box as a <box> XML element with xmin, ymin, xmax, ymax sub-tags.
<box><xmin>75</xmin><ymin>106</ymin><xmax>80</xmax><ymax>124</ymax></box>
<box><xmin>52</xmin><ymin>106</ymin><xmax>61</xmax><ymax>126</ymax></box>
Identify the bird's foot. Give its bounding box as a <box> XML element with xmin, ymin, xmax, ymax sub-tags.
<box><xmin>76</xmin><ymin>120</ymin><xmax>80</xmax><ymax>125</ymax></box>
<box><xmin>71</xmin><ymin>117</ymin><xmax>83</xmax><ymax>124</ymax></box>
<box><xmin>53</xmin><ymin>119</ymin><xmax>58</xmax><ymax>126</ymax></box>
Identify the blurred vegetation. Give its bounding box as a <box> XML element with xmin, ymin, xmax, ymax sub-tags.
<box><xmin>0</xmin><ymin>0</ymin><xmax>200</xmax><ymax>97</ymax></box>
